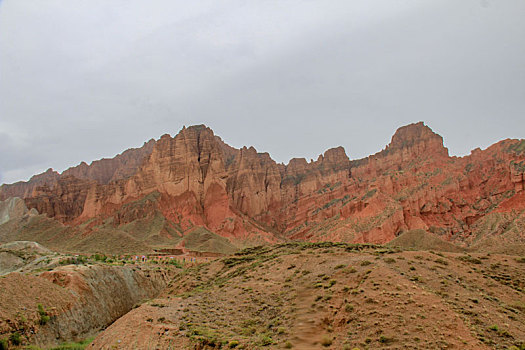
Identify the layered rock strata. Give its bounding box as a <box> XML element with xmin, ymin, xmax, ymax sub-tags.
<box><xmin>1</xmin><ymin>122</ymin><xmax>524</xmax><ymax>249</ymax></box>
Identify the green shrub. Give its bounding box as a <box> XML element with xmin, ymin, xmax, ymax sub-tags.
<box><xmin>258</xmin><ymin>334</ymin><xmax>273</xmax><ymax>346</ymax></box>
<box><xmin>379</xmin><ymin>335</ymin><xmax>393</xmax><ymax>344</ymax></box>
<box><xmin>9</xmin><ymin>333</ymin><xmax>21</xmax><ymax>346</ymax></box>
<box><xmin>38</xmin><ymin>304</ymin><xmax>50</xmax><ymax>325</ymax></box>
<box><xmin>93</xmin><ymin>254</ymin><xmax>107</xmax><ymax>262</ymax></box>
<box><xmin>49</xmin><ymin>337</ymin><xmax>95</xmax><ymax>349</ymax></box>
<box><xmin>0</xmin><ymin>338</ymin><xmax>7</xmax><ymax>350</ymax></box>
<box><xmin>457</xmin><ymin>255</ymin><xmax>482</xmax><ymax>264</ymax></box>
<box><xmin>321</xmin><ymin>335</ymin><xmax>333</xmax><ymax>347</ymax></box>
<box><xmin>434</xmin><ymin>258</ymin><xmax>448</xmax><ymax>265</ymax></box>
<box><xmin>168</xmin><ymin>259</ymin><xmax>183</xmax><ymax>268</ymax></box>
<box><xmin>40</xmin><ymin>314</ymin><xmax>50</xmax><ymax>325</ymax></box>
<box><xmin>277</xmin><ymin>327</ymin><xmax>287</xmax><ymax>335</ymax></box>
<box><xmin>342</xmin><ymin>346</ymin><xmax>360</xmax><ymax>350</ymax></box>
<box><xmin>360</xmin><ymin>260</ymin><xmax>371</xmax><ymax>266</ymax></box>
<box><xmin>362</xmin><ymin>189</ymin><xmax>377</xmax><ymax>201</ymax></box>
<box><xmin>228</xmin><ymin>340</ymin><xmax>239</xmax><ymax>348</ymax></box>
<box><xmin>284</xmin><ymin>341</ymin><xmax>293</xmax><ymax>348</ymax></box>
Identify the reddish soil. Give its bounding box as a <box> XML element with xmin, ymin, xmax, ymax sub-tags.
<box><xmin>0</xmin><ymin>273</ymin><xmax>75</xmax><ymax>336</ymax></box>
<box><xmin>90</xmin><ymin>243</ymin><xmax>525</xmax><ymax>349</ymax></box>
<box><xmin>0</xmin><ymin>262</ymin><xmax>173</xmax><ymax>348</ymax></box>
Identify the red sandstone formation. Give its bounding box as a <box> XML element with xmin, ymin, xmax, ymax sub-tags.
<box><xmin>1</xmin><ymin>122</ymin><xmax>524</xmax><ymax>249</ymax></box>
<box><xmin>62</xmin><ymin>139</ymin><xmax>156</xmax><ymax>184</ymax></box>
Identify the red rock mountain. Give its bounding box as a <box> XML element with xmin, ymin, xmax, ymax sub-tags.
<box><xmin>1</xmin><ymin>122</ymin><xmax>524</xmax><ymax>253</ymax></box>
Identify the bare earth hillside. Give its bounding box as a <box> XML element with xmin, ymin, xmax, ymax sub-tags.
<box><xmin>89</xmin><ymin>243</ymin><xmax>525</xmax><ymax>350</ymax></box>
<box><xmin>0</xmin><ymin>247</ymin><xmax>175</xmax><ymax>348</ymax></box>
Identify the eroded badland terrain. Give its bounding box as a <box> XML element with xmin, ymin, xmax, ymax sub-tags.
<box><xmin>0</xmin><ymin>122</ymin><xmax>524</xmax><ymax>349</ymax></box>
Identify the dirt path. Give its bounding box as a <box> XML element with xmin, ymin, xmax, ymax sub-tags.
<box><xmin>288</xmin><ymin>282</ymin><xmax>328</xmax><ymax>349</ymax></box>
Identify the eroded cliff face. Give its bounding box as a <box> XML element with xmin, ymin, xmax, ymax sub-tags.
<box><xmin>0</xmin><ymin>264</ymin><xmax>172</xmax><ymax>347</ymax></box>
<box><xmin>1</xmin><ymin>123</ymin><xmax>524</xmax><ymax>250</ymax></box>
<box><xmin>0</xmin><ymin>197</ymin><xmax>37</xmax><ymax>225</ymax></box>
<box><xmin>295</xmin><ymin>124</ymin><xmax>525</xmax><ymax>246</ymax></box>
<box><xmin>0</xmin><ymin>140</ymin><xmax>156</xmax><ymax>224</ymax></box>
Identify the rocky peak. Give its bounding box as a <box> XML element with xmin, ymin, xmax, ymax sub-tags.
<box><xmin>286</xmin><ymin>158</ymin><xmax>309</xmax><ymax>173</ymax></box>
<box><xmin>29</xmin><ymin>168</ymin><xmax>59</xmax><ymax>184</ymax></box>
<box><xmin>316</xmin><ymin>147</ymin><xmax>350</xmax><ymax>173</ymax></box>
<box><xmin>381</xmin><ymin>122</ymin><xmax>448</xmax><ymax>159</ymax></box>
<box><xmin>176</xmin><ymin>124</ymin><xmax>215</xmax><ymax>142</ymax></box>
<box><xmin>172</xmin><ymin>124</ymin><xmax>222</xmax><ymax>157</ymax></box>
<box><xmin>153</xmin><ymin>125</ymin><xmax>218</xmax><ymax>157</ymax></box>
<box><xmin>239</xmin><ymin>146</ymin><xmax>258</xmax><ymax>156</ymax></box>
<box><xmin>319</xmin><ymin>147</ymin><xmax>349</xmax><ymax>163</ymax></box>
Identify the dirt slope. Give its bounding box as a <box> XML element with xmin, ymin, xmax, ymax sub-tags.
<box><xmin>0</xmin><ymin>263</ymin><xmax>174</xmax><ymax>348</ymax></box>
<box><xmin>90</xmin><ymin>243</ymin><xmax>525</xmax><ymax>349</ymax></box>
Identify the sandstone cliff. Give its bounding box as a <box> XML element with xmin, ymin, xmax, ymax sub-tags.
<box><xmin>1</xmin><ymin>123</ymin><xmax>524</xmax><ymax>252</ymax></box>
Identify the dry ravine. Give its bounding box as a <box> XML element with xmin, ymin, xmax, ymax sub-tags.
<box><xmin>0</xmin><ymin>246</ymin><xmax>176</xmax><ymax>349</ymax></box>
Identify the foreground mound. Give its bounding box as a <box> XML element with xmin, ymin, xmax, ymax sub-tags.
<box><xmin>0</xmin><ymin>264</ymin><xmax>174</xmax><ymax>348</ymax></box>
<box><xmin>90</xmin><ymin>243</ymin><xmax>525</xmax><ymax>349</ymax></box>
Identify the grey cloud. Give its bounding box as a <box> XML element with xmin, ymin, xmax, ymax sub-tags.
<box><xmin>0</xmin><ymin>0</ymin><xmax>524</xmax><ymax>184</ymax></box>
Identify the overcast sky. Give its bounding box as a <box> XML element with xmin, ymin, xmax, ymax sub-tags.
<box><xmin>1</xmin><ymin>0</ymin><xmax>524</xmax><ymax>184</ymax></box>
